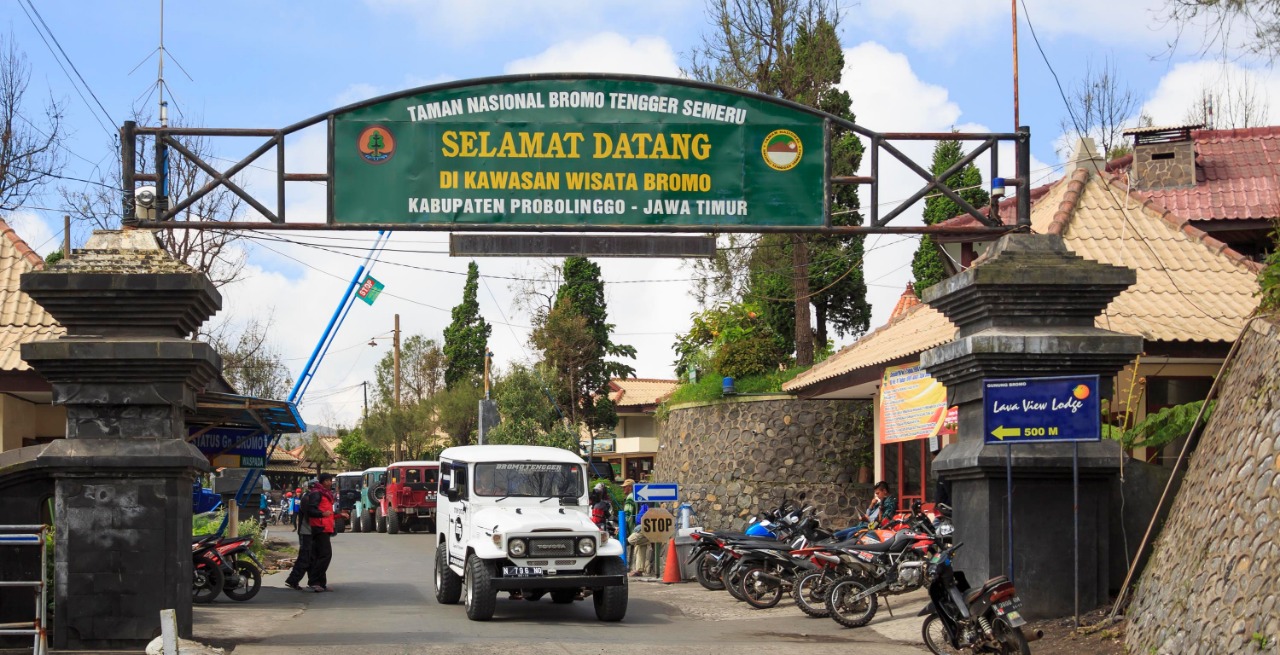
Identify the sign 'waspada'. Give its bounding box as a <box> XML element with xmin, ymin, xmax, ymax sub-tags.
<box><xmin>330</xmin><ymin>76</ymin><xmax>829</xmax><ymax>228</ymax></box>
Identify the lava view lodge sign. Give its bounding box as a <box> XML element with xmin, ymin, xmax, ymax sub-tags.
<box><xmin>330</xmin><ymin>76</ymin><xmax>828</xmax><ymax>228</ymax></box>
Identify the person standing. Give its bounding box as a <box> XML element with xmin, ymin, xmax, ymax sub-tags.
<box><xmin>302</xmin><ymin>473</ymin><xmax>342</xmax><ymax>592</ymax></box>
<box><xmin>284</xmin><ymin>480</ymin><xmax>317</xmax><ymax>591</ymax></box>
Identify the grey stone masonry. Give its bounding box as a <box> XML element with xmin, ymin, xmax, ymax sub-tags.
<box><xmin>922</xmin><ymin>232</ymin><xmax>1142</xmax><ymax>619</ymax></box>
<box><xmin>1132</xmin><ymin>141</ymin><xmax>1197</xmax><ymax>191</ymax></box>
<box><xmin>1127</xmin><ymin>316</ymin><xmax>1280</xmax><ymax>655</ymax></box>
<box><xmin>655</xmin><ymin>396</ymin><xmax>873</xmax><ymax>532</ymax></box>
<box><xmin>18</xmin><ymin>230</ymin><xmax>215</xmax><ymax>650</ymax></box>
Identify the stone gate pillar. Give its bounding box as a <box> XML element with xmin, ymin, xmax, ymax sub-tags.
<box><xmin>20</xmin><ymin>231</ymin><xmax>218</xmax><ymax>649</ymax></box>
<box><xmin>920</xmin><ymin>233</ymin><xmax>1142</xmax><ymax>618</ymax></box>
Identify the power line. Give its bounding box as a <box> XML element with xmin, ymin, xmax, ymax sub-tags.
<box><xmin>16</xmin><ymin>0</ymin><xmax>116</xmax><ymax>139</ymax></box>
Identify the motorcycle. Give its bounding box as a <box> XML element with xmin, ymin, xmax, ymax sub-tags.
<box><xmin>190</xmin><ymin>534</ymin><xmax>263</xmax><ymax>603</ymax></box>
<box><xmin>192</xmin><ymin>535</ymin><xmax>225</xmax><ymax>604</ymax></box>
<box><xmin>213</xmin><ymin>535</ymin><xmax>263</xmax><ymax>601</ymax></box>
<box><xmin>825</xmin><ymin>503</ymin><xmax>941</xmax><ymax>627</ymax></box>
<box><xmin>686</xmin><ymin>493</ymin><xmax>808</xmax><ymax>592</ymax></box>
<box><xmin>918</xmin><ymin>543</ymin><xmax>1041</xmax><ymax>654</ymax></box>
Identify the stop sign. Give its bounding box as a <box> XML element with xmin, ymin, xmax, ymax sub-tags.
<box><xmin>640</xmin><ymin>507</ymin><xmax>675</xmax><ymax>543</ymax></box>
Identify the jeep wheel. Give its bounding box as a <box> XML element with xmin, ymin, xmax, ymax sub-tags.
<box><xmin>361</xmin><ymin>510</ymin><xmax>374</xmax><ymax>533</ymax></box>
<box><xmin>352</xmin><ymin>512</ymin><xmax>362</xmax><ymax>533</ymax></box>
<box><xmin>464</xmin><ymin>555</ymin><xmax>496</xmax><ymax>621</ymax></box>
<box><xmin>376</xmin><ymin>508</ymin><xmax>387</xmax><ymax>533</ymax></box>
<box><xmin>433</xmin><ymin>541</ymin><xmax>461</xmax><ymax>604</ymax></box>
<box><xmin>551</xmin><ymin>589</ymin><xmax>577</xmax><ymax>604</ymax></box>
<box><xmin>388</xmin><ymin>510</ymin><xmax>401</xmax><ymax>535</ymax></box>
<box><xmin>425</xmin><ymin>518</ymin><xmax>437</xmax><ymax>533</ymax></box>
<box><xmin>592</xmin><ymin>556</ymin><xmax>628</xmax><ymax>622</ymax></box>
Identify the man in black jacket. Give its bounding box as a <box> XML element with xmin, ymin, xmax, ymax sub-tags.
<box><xmin>284</xmin><ymin>478</ymin><xmax>317</xmax><ymax>590</ymax></box>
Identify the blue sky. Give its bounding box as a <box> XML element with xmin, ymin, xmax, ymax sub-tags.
<box><xmin>4</xmin><ymin>1</ymin><xmax>1275</xmax><ymax>425</ymax></box>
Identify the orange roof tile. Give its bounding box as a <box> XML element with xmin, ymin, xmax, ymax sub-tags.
<box><xmin>786</xmin><ymin>163</ymin><xmax>1262</xmax><ymax>393</ymax></box>
<box><xmin>0</xmin><ymin>218</ymin><xmax>63</xmax><ymax>371</ymax></box>
<box><xmin>1126</xmin><ymin>126</ymin><xmax>1280</xmax><ymax>222</ymax></box>
<box><xmin>783</xmin><ymin>302</ymin><xmax>956</xmax><ymax>392</ymax></box>
<box><xmin>608</xmin><ymin>378</ymin><xmax>678</xmax><ymax>407</ymax></box>
<box><xmin>888</xmin><ymin>283</ymin><xmax>921</xmax><ymax>321</ymax></box>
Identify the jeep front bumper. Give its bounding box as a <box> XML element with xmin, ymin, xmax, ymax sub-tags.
<box><xmin>490</xmin><ymin>574</ymin><xmax>626</xmax><ymax>590</ymax></box>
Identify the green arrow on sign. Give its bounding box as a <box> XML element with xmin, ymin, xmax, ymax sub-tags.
<box><xmin>990</xmin><ymin>426</ymin><xmax>1021</xmax><ymax>441</ymax></box>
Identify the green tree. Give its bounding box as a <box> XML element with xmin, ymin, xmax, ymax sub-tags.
<box><xmin>688</xmin><ymin>4</ymin><xmax>869</xmax><ymax>363</ymax></box>
<box><xmin>374</xmin><ymin>334</ymin><xmax>446</xmax><ymax>406</ymax></box>
<box><xmin>911</xmin><ymin>139</ymin><xmax>990</xmax><ymax>294</ymax></box>
<box><xmin>334</xmin><ymin>428</ymin><xmax>383</xmax><ymax>470</ymax></box>
<box><xmin>431</xmin><ymin>379</ymin><xmax>484</xmax><ymax>447</ymax></box>
<box><xmin>301</xmin><ymin>434</ymin><xmax>332</xmax><ymax>475</ymax></box>
<box><xmin>443</xmin><ymin>262</ymin><xmax>492</xmax><ymax>390</ymax></box>
<box><xmin>538</xmin><ymin>257</ymin><xmax>635</xmax><ymax>434</ymax></box>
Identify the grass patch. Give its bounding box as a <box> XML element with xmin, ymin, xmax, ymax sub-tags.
<box><xmin>662</xmin><ymin>366</ymin><xmax>805</xmax><ymax>408</ymax></box>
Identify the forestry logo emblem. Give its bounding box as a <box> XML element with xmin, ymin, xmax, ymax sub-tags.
<box><xmin>358</xmin><ymin>125</ymin><xmax>396</xmax><ymax>164</ymax></box>
<box><xmin>762</xmin><ymin>129</ymin><xmax>802</xmax><ymax>171</ymax></box>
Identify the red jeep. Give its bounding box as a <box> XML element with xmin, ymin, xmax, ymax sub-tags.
<box><xmin>381</xmin><ymin>460</ymin><xmax>440</xmax><ymax>534</ymax></box>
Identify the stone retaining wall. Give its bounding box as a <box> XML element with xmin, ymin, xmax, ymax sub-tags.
<box><xmin>1127</xmin><ymin>316</ymin><xmax>1280</xmax><ymax>654</ymax></box>
<box><xmin>654</xmin><ymin>396</ymin><xmax>873</xmax><ymax>532</ymax></box>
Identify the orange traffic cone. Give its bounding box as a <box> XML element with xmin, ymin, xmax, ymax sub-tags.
<box><xmin>662</xmin><ymin>537</ymin><xmax>682</xmax><ymax>584</ymax></box>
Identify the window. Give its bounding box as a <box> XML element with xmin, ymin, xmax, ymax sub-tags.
<box><xmin>473</xmin><ymin>462</ymin><xmax>584</xmax><ymax>497</ymax></box>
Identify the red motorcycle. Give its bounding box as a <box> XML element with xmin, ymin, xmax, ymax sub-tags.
<box><xmin>191</xmin><ymin>534</ymin><xmax>263</xmax><ymax>602</ymax></box>
<box><xmin>825</xmin><ymin>503</ymin><xmax>942</xmax><ymax>627</ymax></box>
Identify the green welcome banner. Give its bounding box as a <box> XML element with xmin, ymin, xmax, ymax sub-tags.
<box><xmin>330</xmin><ymin>77</ymin><xmax>828</xmax><ymax>228</ymax></box>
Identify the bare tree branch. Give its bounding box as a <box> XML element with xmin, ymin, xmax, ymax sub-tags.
<box><xmin>0</xmin><ymin>34</ymin><xmax>66</xmax><ymax>213</ymax></box>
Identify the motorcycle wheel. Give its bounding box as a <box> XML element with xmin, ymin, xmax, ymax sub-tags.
<box><xmin>223</xmin><ymin>560</ymin><xmax>262</xmax><ymax>601</ymax></box>
<box><xmin>826</xmin><ymin>577</ymin><xmax>878</xmax><ymax>628</ymax></box>
<box><xmin>694</xmin><ymin>554</ymin><xmax>725</xmax><ymax>591</ymax></box>
<box><xmin>792</xmin><ymin>571</ymin><xmax>833</xmax><ymax>618</ymax></box>
<box><xmin>722</xmin><ymin>565</ymin><xmax>747</xmax><ymax>602</ymax></box>
<box><xmin>921</xmin><ymin>614</ymin><xmax>964</xmax><ymax>655</ymax></box>
<box><xmin>740</xmin><ymin>566</ymin><xmax>784</xmax><ymax>609</ymax></box>
<box><xmin>992</xmin><ymin>617</ymin><xmax>1032</xmax><ymax>655</ymax></box>
<box><xmin>193</xmin><ymin>557</ymin><xmax>224</xmax><ymax>604</ymax></box>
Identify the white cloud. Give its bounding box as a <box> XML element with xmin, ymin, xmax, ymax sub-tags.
<box><xmin>504</xmin><ymin>33</ymin><xmax>682</xmax><ymax>77</ymax></box>
<box><xmin>1142</xmin><ymin>60</ymin><xmax>1278</xmax><ymax>127</ymax></box>
<box><xmin>836</xmin><ymin>42</ymin><xmax>1050</xmax><ymax>332</ymax></box>
<box><xmin>5</xmin><ymin>212</ymin><xmax>59</xmax><ymax>258</ymax></box>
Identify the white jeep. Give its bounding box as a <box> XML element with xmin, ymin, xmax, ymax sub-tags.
<box><xmin>432</xmin><ymin>444</ymin><xmax>628</xmax><ymax>621</ymax></box>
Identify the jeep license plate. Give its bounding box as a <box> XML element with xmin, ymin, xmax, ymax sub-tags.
<box><xmin>503</xmin><ymin>566</ymin><xmax>543</xmax><ymax>577</ymax></box>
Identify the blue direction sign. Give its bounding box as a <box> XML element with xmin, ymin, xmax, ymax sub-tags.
<box><xmin>634</xmin><ymin>483</ymin><xmax>679</xmax><ymax>503</ymax></box>
<box><xmin>983</xmin><ymin>375</ymin><xmax>1102</xmax><ymax>445</ymax></box>
<box><xmin>191</xmin><ymin>428</ymin><xmax>270</xmax><ymax>468</ymax></box>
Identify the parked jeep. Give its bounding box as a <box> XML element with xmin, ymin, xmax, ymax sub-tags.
<box><xmin>382</xmin><ymin>460</ymin><xmax>440</xmax><ymax>534</ymax></box>
<box><xmin>334</xmin><ymin>471</ymin><xmax>362</xmax><ymax>532</ymax></box>
<box><xmin>355</xmin><ymin>466</ymin><xmax>388</xmax><ymax>533</ymax></box>
<box><xmin>432</xmin><ymin>445</ymin><xmax>627</xmax><ymax>622</ymax></box>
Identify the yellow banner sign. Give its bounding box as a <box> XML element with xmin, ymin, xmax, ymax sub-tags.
<box><xmin>878</xmin><ymin>362</ymin><xmax>954</xmax><ymax>444</ymax></box>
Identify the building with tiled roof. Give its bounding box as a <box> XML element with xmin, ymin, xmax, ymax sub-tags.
<box><xmin>785</xmin><ymin>133</ymin><xmax>1267</xmax><ymax>487</ymax></box>
<box><xmin>0</xmin><ymin>218</ymin><xmax>66</xmax><ymax>452</ymax></box>
<box><xmin>595</xmin><ymin>378</ymin><xmax>678</xmax><ymax>482</ymax></box>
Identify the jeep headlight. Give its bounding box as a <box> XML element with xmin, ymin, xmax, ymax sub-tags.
<box><xmin>577</xmin><ymin>537</ymin><xmax>596</xmax><ymax>556</ymax></box>
<box><xmin>508</xmin><ymin>538</ymin><xmax>528</xmax><ymax>558</ymax></box>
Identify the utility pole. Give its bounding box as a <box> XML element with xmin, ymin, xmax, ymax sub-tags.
<box><xmin>62</xmin><ymin>215</ymin><xmax>70</xmax><ymax>259</ymax></box>
<box><xmin>1012</xmin><ymin>0</ymin><xmax>1020</xmax><ymax>130</ymax></box>
<box><xmin>483</xmin><ymin>345</ymin><xmax>492</xmax><ymax>400</ymax></box>
<box><xmin>393</xmin><ymin>313</ymin><xmax>402</xmax><ymax>461</ymax></box>
<box><xmin>362</xmin><ymin>381</ymin><xmax>368</xmax><ymax>421</ymax></box>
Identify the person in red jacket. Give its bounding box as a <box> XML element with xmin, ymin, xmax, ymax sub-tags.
<box><xmin>301</xmin><ymin>473</ymin><xmax>344</xmax><ymax>592</ymax></box>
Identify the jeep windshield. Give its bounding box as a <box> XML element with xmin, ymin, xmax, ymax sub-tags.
<box><xmin>473</xmin><ymin>462</ymin><xmax>584</xmax><ymax>498</ymax></box>
<box><xmin>336</xmin><ymin>476</ymin><xmax>361</xmax><ymax>492</ymax></box>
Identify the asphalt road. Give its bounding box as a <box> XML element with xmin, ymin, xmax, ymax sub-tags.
<box><xmin>193</xmin><ymin>529</ymin><xmax>932</xmax><ymax>654</ymax></box>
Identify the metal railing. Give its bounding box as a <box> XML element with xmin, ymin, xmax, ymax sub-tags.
<box><xmin>0</xmin><ymin>525</ymin><xmax>49</xmax><ymax>655</ymax></box>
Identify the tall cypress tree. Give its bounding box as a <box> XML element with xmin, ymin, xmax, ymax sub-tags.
<box><xmin>911</xmin><ymin>139</ymin><xmax>990</xmax><ymax>295</ymax></box>
<box><xmin>443</xmin><ymin>261</ymin><xmax>492</xmax><ymax>389</ymax></box>
<box><xmin>544</xmin><ymin>256</ymin><xmax>636</xmax><ymax>433</ymax></box>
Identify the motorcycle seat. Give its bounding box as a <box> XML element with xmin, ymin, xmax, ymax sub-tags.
<box><xmin>965</xmin><ymin>575</ymin><xmax>1011</xmax><ymax>604</ymax></box>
